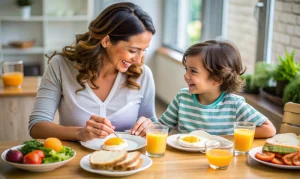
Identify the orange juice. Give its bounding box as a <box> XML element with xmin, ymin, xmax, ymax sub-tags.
<box><xmin>146</xmin><ymin>132</ymin><xmax>168</xmax><ymax>154</ymax></box>
<box><xmin>206</xmin><ymin>149</ymin><xmax>233</xmax><ymax>167</ymax></box>
<box><xmin>234</xmin><ymin>128</ymin><xmax>255</xmax><ymax>152</ymax></box>
<box><xmin>2</xmin><ymin>72</ymin><xmax>24</xmax><ymax>86</ymax></box>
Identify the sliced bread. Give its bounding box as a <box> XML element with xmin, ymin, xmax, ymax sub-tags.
<box><xmin>125</xmin><ymin>158</ymin><xmax>143</xmax><ymax>171</ymax></box>
<box><xmin>90</xmin><ymin>150</ymin><xmax>127</xmax><ymax>170</ymax></box>
<box><xmin>113</xmin><ymin>151</ymin><xmax>141</xmax><ymax>170</ymax></box>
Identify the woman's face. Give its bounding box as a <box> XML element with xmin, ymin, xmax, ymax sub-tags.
<box><xmin>104</xmin><ymin>31</ymin><xmax>153</xmax><ymax>72</ymax></box>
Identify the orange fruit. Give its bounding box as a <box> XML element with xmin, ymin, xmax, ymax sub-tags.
<box><xmin>43</xmin><ymin>137</ymin><xmax>63</xmax><ymax>152</ymax></box>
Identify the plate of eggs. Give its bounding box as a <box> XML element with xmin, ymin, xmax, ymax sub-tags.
<box><xmin>80</xmin><ymin>133</ymin><xmax>146</xmax><ymax>151</ymax></box>
<box><xmin>167</xmin><ymin>130</ymin><xmax>232</xmax><ymax>152</ymax></box>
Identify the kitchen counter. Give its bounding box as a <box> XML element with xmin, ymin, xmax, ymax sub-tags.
<box><xmin>0</xmin><ymin>77</ymin><xmax>41</xmax><ymax>97</ymax></box>
<box><xmin>0</xmin><ymin>76</ymin><xmax>59</xmax><ymax>141</ymax></box>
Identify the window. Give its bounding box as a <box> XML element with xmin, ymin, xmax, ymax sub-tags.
<box><xmin>163</xmin><ymin>0</ymin><xmax>202</xmax><ymax>52</ymax></box>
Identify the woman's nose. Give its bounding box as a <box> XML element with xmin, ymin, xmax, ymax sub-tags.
<box><xmin>133</xmin><ymin>51</ymin><xmax>143</xmax><ymax>64</ymax></box>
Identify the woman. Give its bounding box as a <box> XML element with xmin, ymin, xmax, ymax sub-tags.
<box><xmin>29</xmin><ymin>2</ymin><xmax>156</xmax><ymax>141</ymax></box>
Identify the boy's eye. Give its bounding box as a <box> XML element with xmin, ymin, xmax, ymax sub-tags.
<box><xmin>191</xmin><ymin>70</ymin><xmax>197</xmax><ymax>73</ymax></box>
<box><xmin>184</xmin><ymin>67</ymin><xmax>187</xmax><ymax>71</ymax></box>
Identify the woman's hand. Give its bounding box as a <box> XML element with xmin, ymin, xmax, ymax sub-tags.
<box><xmin>130</xmin><ymin>116</ymin><xmax>153</xmax><ymax>137</ymax></box>
<box><xmin>76</xmin><ymin>115</ymin><xmax>115</xmax><ymax>142</ymax></box>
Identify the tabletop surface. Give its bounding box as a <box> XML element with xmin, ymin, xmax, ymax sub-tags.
<box><xmin>0</xmin><ymin>136</ymin><xmax>299</xmax><ymax>179</ymax></box>
<box><xmin>0</xmin><ymin>77</ymin><xmax>40</xmax><ymax>96</ymax></box>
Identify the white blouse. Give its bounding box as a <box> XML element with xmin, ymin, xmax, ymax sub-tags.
<box><xmin>29</xmin><ymin>56</ymin><xmax>157</xmax><ymax>132</ymax></box>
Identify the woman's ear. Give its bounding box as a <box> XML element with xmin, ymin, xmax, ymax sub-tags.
<box><xmin>101</xmin><ymin>35</ymin><xmax>110</xmax><ymax>48</ymax></box>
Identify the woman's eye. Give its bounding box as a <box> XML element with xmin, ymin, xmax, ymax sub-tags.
<box><xmin>191</xmin><ymin>70</ymin><xmax>197</xmax><ymax>73</ymax></box>
<box><xmin>129</xmin><ymin>50</ymin><xmax>137</xmax><ymax>54</ymax></box>
<box><xmin>184</xmin><ymin>67</ymin><xmax>187</xmax><ymax>71</ymax></box>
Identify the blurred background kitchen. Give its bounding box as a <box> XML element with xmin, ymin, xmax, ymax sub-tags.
<box><xmin>0</xmin><ymin>0</ymin><xmax>299</xmax><ymax>141</ymax></box>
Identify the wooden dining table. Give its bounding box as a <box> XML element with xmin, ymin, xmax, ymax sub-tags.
<box><xmin>0</xmin><ymin>136</ymin><xmax>299</xmax><ymax>179</ymax></box>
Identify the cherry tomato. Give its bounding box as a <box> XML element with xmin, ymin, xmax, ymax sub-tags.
<box><xmin>255</xmin><ymin>152</ymin><xmax>275</xmax><ymax>162</ymax></box>
<box><xmin>275</xmin><ymin>153</ymin><xmax>283</xmax><ymax>159</ymax></box>
<box><xmin>23</xmin><ymin>152</ymin><xmax>42</xmax><ymax>164</ymax></box>
<box><xmin>271</xmin><ymin>157</ymin><xmax>284</xmax><ymax>165</ymax></box>
<box><xmin>292</xmin><ymin>153</ymin><xmax>300</xmax><ymax>166</ymax></box>
<box><xmin>31</xmin><ymin>150</ymin><xmax>45</xmax><ymax>160</ymax></box>
<box><xmin>282</xmin><ymin>152</ymin><xmax>298</xmax><ymax>165</ymax></box>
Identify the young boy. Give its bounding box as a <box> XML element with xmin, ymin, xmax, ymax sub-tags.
<box><xmin>158</xmin><ymin>40</ymin><xmax>276</xmax><ymax>138</ymax></box>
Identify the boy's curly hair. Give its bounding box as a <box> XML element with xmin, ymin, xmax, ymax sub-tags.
<box><xmin>182</xmin><ymin>40</ymin><xmax>246</xmax><ymax>93</ymax></box>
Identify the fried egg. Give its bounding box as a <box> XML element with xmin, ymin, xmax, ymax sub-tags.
<box><xmin>177</xmin><ymin>135</ymin><xmax>209</xmax><ymax>148</ymax></box>
<box><xmin>102</xmin><ymin>137</ymin><xmax>128</xmax><ymax>151</ymax></box>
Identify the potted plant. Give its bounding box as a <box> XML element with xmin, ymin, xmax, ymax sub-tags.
<box><xmin>273</xmin><ymin>50</ymin><xmax>300</xmax><ymax>97</ymax></box>
<box><xmin>283</xmin><ymin>77</ymin><xmax>300</xmax><ymax>104</ymax></box>
<box><xmin>16</xmin><ymin>0</ymin><xmax>34</xmax><ymax>19</ymax></box>
<box><xmin>241</xmin><ymin>74</ymin><xmax>259</xmax><ymax>94</ymax></box>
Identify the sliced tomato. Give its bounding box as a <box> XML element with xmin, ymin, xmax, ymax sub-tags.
<box><xmin>255</xmin><ymin>152</ymin><xmax>275</xmax><ymax>162</ymax></box>
<box><xmin>271</xmin><ymin>157</ymin><xmax>284</xmax><ymax>165</ymax></box>
<box><xmin>292</xmin><ymin>153</ymin><xmax>300</xmax><ymax>166</ymax></box>
<box><xmin>282</xmin><ymin>152</ymin><xmax>298</xmax><ymax>165</ymax></box>
<box><xmin>31</xmin><ymin>150</ymin><xmax>45</xmax><ymax>160</ymax></box>
<box><xmin>275</xmin><ymin>153</ymin><xmax>284</xmax><ymax>159</ymax></box>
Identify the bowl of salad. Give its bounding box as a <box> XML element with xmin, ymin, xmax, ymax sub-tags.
<box><xmin>1</xmin><ymin>138</ymin><xmax>76</xmax><ymax>172</ymax></box>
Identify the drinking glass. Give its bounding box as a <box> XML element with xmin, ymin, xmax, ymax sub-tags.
<box><xmin>205</xmin><ymin>140</ymin><xmax>233</xmax><ymax>170</ymax></box>
<box><xmin>146</xmin><ymin>124</ymin><xmax>169</xmax><ymax>158</ymax></box>
<box><xmin>1</xmin><ymin>61</ymin><xmax>24</xmax><ymax>88</ymax></box>
<box><xmin>233</xmin><ymin>121</ymin><xmax>256</xmax><ymax>155</ymax></box>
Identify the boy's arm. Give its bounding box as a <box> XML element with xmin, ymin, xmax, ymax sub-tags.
<box><xmin>158</xmin><ymin>94</ymin><xmax>180</xmax><ymax>130</ymax></box>
<box><xmin>254</xmin><ymin>120</ymin><xmax>276</xmax><ymax>138</ymax></box>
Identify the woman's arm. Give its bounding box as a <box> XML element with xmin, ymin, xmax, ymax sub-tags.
<box><xmin>30</xmin><ymin>115</ymin><xmax>115</xmax><ymax>141</ymax></box>
<box><xmin>30</xmin><ymin>122</ymin><xmax>82</xmax><ymax>141</ymax></box>
<box><xmin>254</xmin><ymin>120</ymin><xmax>276</xmax><ymax>138</ymax></box>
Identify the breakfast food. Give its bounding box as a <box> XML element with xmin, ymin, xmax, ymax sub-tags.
<box><xmin>177</xmin><ymin>135</ymin><xmax>209</xmax><ymax>148</ymax></box>
<box><xmin>102</xmin><ymin>137</ymin><xmax>128</xmax><ymax>151</ymax></box>
<box><xmin>255</xmin><ymin>134</ymin><xmax>300</xmax><ymax>166</ymax></box>
<box><xmin>89</xmin><ymin>150</ymin><xmax>143</xmax><ymax>171</ymax></box>
<box><xmin>266</xmin><ymin>133</ymin><xmax>300</xmax><ymax>149</ymax></box>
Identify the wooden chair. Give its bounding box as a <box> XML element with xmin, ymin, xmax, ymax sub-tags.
<box><xmin>279</xmin><ymin>102</ymin><xmax>300</xmax><ymax>135</ymax></box>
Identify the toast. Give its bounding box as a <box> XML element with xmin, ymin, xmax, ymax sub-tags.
<box><xmin>89</xmin><ymin>150</ymin><xmax>127</xmax><ymax>170</ymax></box>
<box><xmin>266</xmin><ymin>133</ymin><xmax>300</xmax><ymax>150</ymax></box>
<box><xmin>113</xmin><ymin>151</ymin><xmax>141</xmax><ymax>170</ymax></box>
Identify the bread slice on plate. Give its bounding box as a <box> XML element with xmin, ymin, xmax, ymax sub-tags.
<box><xmin>113</xmin><ymin>151</ymin><xmax>141</xmax><ymax>170</ymax></box>
<box><xmin>266</xmin><ymin>133</ymin><xmax>300</xmax><ymax>150</ymax></box>
<box><xmin>90</xmin><ymin>150</ymin><xmax>127</xmax><ymax>170</ymax></box>
<box><xmin>124</xmin><ymin>158</ymin><xmax>143</xmax><ymax>171</ymax></box>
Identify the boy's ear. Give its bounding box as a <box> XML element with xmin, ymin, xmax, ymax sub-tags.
<box><xmin>213</xmin><ymin>78</ymin><xmax>223</xmax><ymax>86</ymax></box>
<box><xmin>101</xmin><ymin>35</ymin><xmax>110</xmax><ymax>48</ymax></box>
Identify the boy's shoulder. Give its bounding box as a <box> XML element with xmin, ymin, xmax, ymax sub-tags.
<box><xmin>223</xmin><ymin>93</ymin><xmax>245</xmax><ymax>102</ymax></box>
<box><xmin>178</xmin><ymin>88</ymin><xmax>192</xmax><ymax>95</ymax></box>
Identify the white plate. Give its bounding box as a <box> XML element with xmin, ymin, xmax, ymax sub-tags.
<box><xmin>80</xmin><ymin>133</ymin><xmax>146</xmax><ymax>151</ymax></box>
<box><xmin>1</xmin><ymin>145</ymin><xmax>76</xmax><ymax>172</ymax></box>
<box><xmin>167</xmin><ymin>130</ymin><xmax>232</xmax><ymax>152</ymax></box>
<box><xmin>248</xmin><ymin>146</ymin><xmax>300</xmax><ymax>169</ymax></box>
<box><xmin>80</xmin><ymin>153</ymin><xmax>152</xmax><ymax>177</ymax></box>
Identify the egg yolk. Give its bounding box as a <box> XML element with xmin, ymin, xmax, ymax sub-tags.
<box><xmin>182</xmin><ymin>136</ymin><xmax>200</xmax><ymax>143</ymax></box>
<box><xmin>104</xmin><ymin>137</ymin><xmax>125</xmax><ymax>145</ymax></box>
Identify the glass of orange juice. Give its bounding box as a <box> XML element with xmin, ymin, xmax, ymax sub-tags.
<box><xmin>205</xmin><ymin>140</ymin><xmax>233</xmax><ymax>170</ymax></box>
<box><xmin>233</xmin><ymin>122</ymin><xmax>256</xmax><ymax>155</ymax></box>
<box><xmin>146</xmin><ymin>124</ymin><xmax>169</xmax><ymax>158</ymax></box>
<box><xmin>1</xmin><ymin>61</ymin><xmax>24</xmax><ymax>88</ymax></box>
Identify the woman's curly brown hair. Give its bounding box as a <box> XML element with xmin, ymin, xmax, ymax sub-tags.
<box><xmin>182</xmin><ymin>40</ymin><xmax>246</xmax><ymax>93</ymax></box>
<box><xmin>46</xmin><ymin>2</ymin><xmax>155</xmax><ymax>94</ymax></box>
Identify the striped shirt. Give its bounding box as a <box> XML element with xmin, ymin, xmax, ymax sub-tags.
<box><xmin>158</xmin><ymin>88</ymin><xmax>267</xmax><ymax>135</ymax></box>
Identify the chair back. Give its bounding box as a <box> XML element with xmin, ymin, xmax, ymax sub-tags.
<box><xmin>279</xmin><ymin>102</ymin><xmax>300</xmax><ymax>135</ymax></box>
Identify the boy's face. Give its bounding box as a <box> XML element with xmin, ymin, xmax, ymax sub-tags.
<box><xmin>184</xmin><ymin>55</ymin><xmax>220</xmax><ymax>94</ymax></box>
